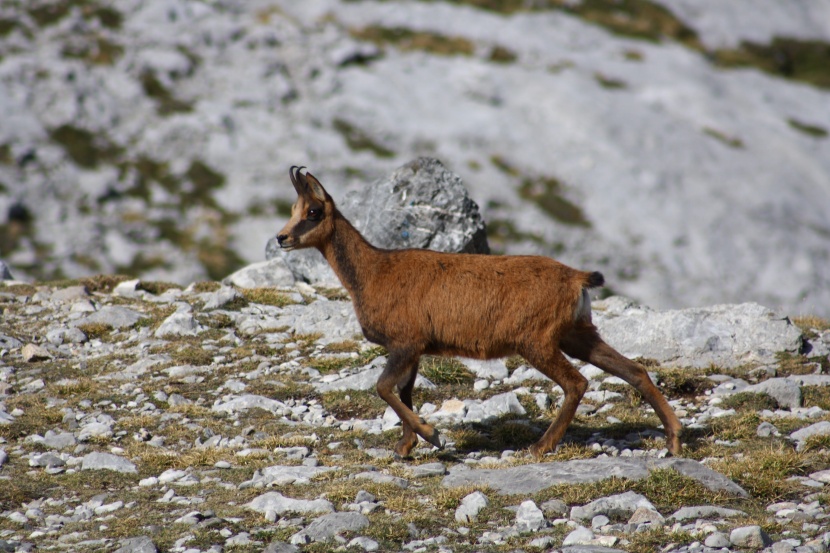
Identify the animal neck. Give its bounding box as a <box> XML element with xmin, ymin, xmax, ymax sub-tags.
<box><xmin>317</xmin><ymin>210</ymin><xmax>378</xmax><ymax>299</ymax></box>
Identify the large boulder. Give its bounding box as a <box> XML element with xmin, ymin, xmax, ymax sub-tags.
<box><xmin>267</xmin><ymin>158</ymin><xmax>489</xmax><ymax>286</ymax></box>
<box><xmin>592</xmin><ymin>297</ymin><xmax>803</xmax><ymax>368</ymax></box>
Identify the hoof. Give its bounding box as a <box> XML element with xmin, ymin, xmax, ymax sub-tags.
<box><xmin>427</xmin><ymin>429</ymin><xmax>446</xmax><ymax>449</ymax></box>
<box><xmin>394</xmin><ymin>439</ymin><xmax>418</xmax><ymax>459</ymax></box>
<box><xmin>528</xmin><ymin>441</ymin><xmax>550</xmax><ymax>460</ymax></box>
<box><xmin>667</xmin><ymin>437</ymin><xmax>682</xmax><ymax>457</ymax></box>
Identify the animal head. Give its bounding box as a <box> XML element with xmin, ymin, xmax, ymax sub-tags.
<box><xmin>276</xmin><ymin>166</ymin><xmax>335</xmax><ymax>251</ymax></box>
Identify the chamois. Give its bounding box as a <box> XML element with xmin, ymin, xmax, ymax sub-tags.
<box><xmin>277</xmin><ymin>166</ymin><xmax>682</xmax><ymax>458</ymax></box>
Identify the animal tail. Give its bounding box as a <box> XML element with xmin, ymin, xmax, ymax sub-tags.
<box><xmin>585</xmin><ymin>271</ymin><xmax>605</xmax><ymax>289</ymax></box>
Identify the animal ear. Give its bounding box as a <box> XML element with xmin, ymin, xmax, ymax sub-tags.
<box><xmin>305</xmin><ymin>172</ymin><xmax>328</xmax><ymax>203</ymax></box>
<box><xmin>289</xmin><ymin>166</ymin><xmax>307</xmax><ymax>197</ymax></box>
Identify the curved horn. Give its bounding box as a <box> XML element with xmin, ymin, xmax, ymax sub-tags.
<box><xmin>289</xmin><ymin>166</ymin><xmax>307</xmax><ymax>196</ymax></box>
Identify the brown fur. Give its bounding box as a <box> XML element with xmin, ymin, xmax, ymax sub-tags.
<box><xmin>278</xmin><ymin>167</ymin><xmax>682</xmax><ymax>458</ymax></box>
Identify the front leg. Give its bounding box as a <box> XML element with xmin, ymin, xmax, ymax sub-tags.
<box><xmin>394</xmin><ymin>364</ymin><xmax>420</xmax><ymax>458</ymax></box>
<box><xmin>377</xmin><ymin>349</ymin><xmax>444</xmax><ymax>456</ymax></box>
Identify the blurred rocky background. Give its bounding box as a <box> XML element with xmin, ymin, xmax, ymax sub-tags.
<box><xmin>1</xmin><ymin>0</ymin><xmax>829</xmax><ymax>315</ymax></box>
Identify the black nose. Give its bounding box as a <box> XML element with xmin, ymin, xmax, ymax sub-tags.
<box><xmin>277</xmin><ymin>234</ymin><xmax>288</xmax><ymax>245</ymax></box>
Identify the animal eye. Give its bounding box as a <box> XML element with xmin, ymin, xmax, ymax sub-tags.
<box><xmin>308</xmin><ymin>208</ymin><xmax>322</xmax><ymax>220</ymax></box>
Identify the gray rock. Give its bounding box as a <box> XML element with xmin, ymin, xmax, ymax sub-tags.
<box><xmin>63</xmin><ymin>327</ymin><xmax>88</xmax><ymax>344</ymax></box>
<box><xmin>790</xmin><ymin>421</ymin><xmax>830</xmax><ymax>449</ymax></box>
<box><xmin>30</xmin><ymin>452</ymin><xmax>65</xmax><ymax>468</ymax></box>
<box><xmin>267</xmin><ymin>248</ymin><xmax>340</xmax><ymax>289</ymax></box>
<box><xmin>529</xmin><ymin>536</ymin><xmax>557</xmax><ymax>549</ymax></box>
<box><xmin>50</xmin><ymin>286</ymin><xmax>89</xmax><ymax>302</ymax></box>
<box><xmin>72</xmin><ymin>306</ymin><xmax>142</xmax><ymax>330</ymax></box>
<box><xmin>274</xmin><ymin>158</ymin><xmax>489</xmax><ymax>285</ymax></box>
<box><xmin>355</xmin><ymin>491</ymin><xmax>376</xmax><ymax>504</ymax></box>
<box><xmin>353</xmin><ymin>471</ymin><xmax>409</xmax><ymax>489</ymax></box>
<box><xmin>541</xmin><ymin>498</ymin><xmax>569</xmax><ymax>517</ymax></box>
<box><xmin>592</xmin><ymin>515</ymin><xmax>610</xmax><ymax>529</ymax></box>
<box><xmin>224</xmin><ymin>533</ymin><xmax>253</xmax><ymax>547</ymax></box>
<box><xmin>113</xmin><ymin>536</ymin><xmax>158</xmax><ymax>553</ymax></box>
<box><xmin>21</xmin><ymin>343</ymin><xmax>50</xmax><ymax>362</ymax></box>
<box><xmin>201</xmin><ymin>285</ymin><xmax>244</xmax><ymax>310</ymax></box>
<box><xmin>515</xmin><ymin>500</ymin><xmax>546</xmax><ymax>531</ymax></box>
<box><xmin>154</xmin><ymin>311</ymin><xmax>201</xmax><ymax>338</ymax></box>
<box><xmin>314</xmin><ymin>356</ymin><xmax>433</xmax><ymax>392</ymax></box>
<box><xmin>0</xmin><ymin>334</ymin><xmax>23</xmax><ymax>350</ymax></box>
<box><xmin>444</xmin><ymin>457</ymin><xmax>746</xmax><ymax>496</ymax></box>
<box><xmin>463</xmin><ymin>391</ymin><xmax>526</xmax><ymax>423</ymax></box>
<box><xmin>224</xmin><ymin>259</ymin><xmax>296</xmax><ymax>289</ymax></box>
<box><xmin>81</xmin><ymin>452</ymin><xmax>137</xmax><ymax>473</ymax></box>
<box><xmin>213</xmin><ymin>395</ymin><xmax>287</xmax><ymax>416</ymax></box>
<box><xmin>241</xmin><ymin>465</ymin><xmax>337</xmax><ymax>488</ymax></box>
<box><xmin>570</xmin><ymin>491</ymin><xmax>656</xmax><ymax>521</ymax></box>
<box><xmin>290</xmin><ymin>512</ymin><xmax>369</xmax><ymax>543</ymax></box>
<box><xmin>78</xmin><ymin>422</ymin><xmax>113</xmax><ymax>442</ymax></box>
<box><xmin>743</xmin><ymin>378</ymin><xmax>802</xmax><ymax>409</ymax></box>
<box><xmin>704</xmin><ymin>532</ymin><xmax>731</xmax><ymax>548</ymax></box>
<box><xmin>0</xmin><ymin>450</ymin><xmax>7</xmax><ymax>467</ymax></box>
<box><xmin>460</xmin><ymin>358</ymin><xmax>509</xmax><ymax>381</ymax></box>
<box><xmin>562</xmin><ymin>526</ymin><xmax>596</xmax><ymax>546</ymax></box>
<box><xmin>560</xmin><ymin>547</ymin><xmax>626</xmax><ymax>553</ymax></box>
<box><xmin>730</xmin><ymin>525</ymin><xmax>772</xmax><ymax>549</ymax></box>
<box><xmin>655</xmin><ymin>458</ymin><xmax>749</xmax><ymax>497</ymax></box>
<box><xmin>786</xmin><ymin>374</ymin><xmax>830</xmax><ymax>387</ymax></box>
<box><xmin>627</xmin><ymin>506</ymin><xmax>664</xmax><ymax>525</ymax></box>
<box><xmin>455</xmin><ymin>491</ymin><xmax>489</xmax><ymax>523</ymax></box>
<box><xmin>246</xmin><ymin>492</ymin><xmax>334</xmax><ymax>516</ymax></box>
<box><xmin>592</xmin><ymin>298</ymin><xmax>803</xmax><ymax>368</ymax></box>
<box><xmin>757</xmin><ymin>421</ymin><xmax>781</xmax><ymax>438</ymax></box>
<box><xmin>113</xmin><ymin>279</ymin><xmax>141</xmax><ymax>298</ymax></box>
<box><xmin>263</xmin><ymin>542</ymin><xmax>299</xmax><ymax>553</ymax></box>
<box><xmin>347</xmin><ymin>536</ymin><xmax>379</xmax><ymax>552</ymax></box>
<box><xmin>411</xmin><ymin>462</ymin><xmax>447</xmax><ymax>478</ymax></box>
<box><xmin>669</xmin><ymin>505</ymin><xmax>747</xmax><ymax>521</ymax></box>
<box><xmin>257</xmin><ymin>300</ymin><xmax>361</xmax><ymax>345</ymax></box>
<box><xmin>0</xmin><ymin>261</ymin><xmax>13</xmax><ymax>280</ymax></box>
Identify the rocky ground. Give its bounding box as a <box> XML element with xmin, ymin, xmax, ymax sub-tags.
<box><xmin>1</xmin><ymin>270</ymin><xmax>830</xmax><ymax>553</ymax></box>
<box><xmin>2</xmin><ymin>0</ymin><xmax>830</xmax><ymax>315</ymax></box>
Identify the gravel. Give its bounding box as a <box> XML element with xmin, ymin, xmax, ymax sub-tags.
<box><xmin>0</xmin><ymin>274</ymin><xmax>829</xmax><ymax>552</ymax></box>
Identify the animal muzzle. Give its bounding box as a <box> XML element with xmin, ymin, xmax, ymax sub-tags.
<box><xmin>276</xmin><ymin>233</ymin><xmax>294</xmax><ymax>250</ymax></box>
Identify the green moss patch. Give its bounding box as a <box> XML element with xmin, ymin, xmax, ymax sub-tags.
<box><xmin>703</xmin><ymin>126</ymin><xmax>745</xmax><ymax>149</ymax></box>
<box><xmin>488</xmin><ymin>45</ymin><xmax>517</xmax><ymax>63</ymax></box>
<box><xmin>50</xmin><ymin>125</ymin><xmax>122</xmax><ymax>168</ymax></box>
<box><xmin>713</xmin><ymin>38</ymin><xmax>830</xmax><ymax>90</ymax></box>
<box><xmin>140</xmin><ymin>70</ymin><xmax>193</xmax><ymax>116</ymax></box>
<box><xmin>351</xmin><ymin>25</ymin><xmax>474</xmax><ymax>57</ymax></box>
<box><xmin>788</xmin><ymin>118</ymin><xmax>829</xmax><ymax>138</ymax></box>
<box><xmin>333</xmin><ymin>118</ymin><xmax>396</xmax><ymax>158</ymax></box>
<box><xmin>519</xmin><ymin>176</ymin><xmax>591</xmax><ymax>227</ymax></box>
<box><xmin>594</xmin><ymin>72</ymin><xmax>628</xmax><ymax>89</ymax></box>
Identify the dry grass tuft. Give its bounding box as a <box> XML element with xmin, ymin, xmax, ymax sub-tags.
<box><xmin>420</xmin><ymin>356</ymin><xmax>475</xmax><ymax>385</ymax></box>
<box><xmin>711</xmin><ymin>445</ymin><xmax>817</xmax><ymax>501</ymax></box>
<box><xmin>434</xmin><ymin>484</ymin><xmax>494</xmax><ymax>511</ymax></box>
<box><xmin>241</xmin><ymin>288</ymin><xmax>297</xmax><ymax>307</ymax></box>
<box><xmin>321</xmin><ymin>390</ymin><xmax>388</xmax><ymax>420</ymax></box>
<box><xmin>793</xmin><ymin>315</ymin><xmax>830</xmax><ymax>333</ymax></box>
<box><xmin>76</xmin><ymin>322</ymin><xmax>113</xmax><ymax>339</ymax></box>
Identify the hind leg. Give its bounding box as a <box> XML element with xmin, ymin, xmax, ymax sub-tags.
<box><xmin>521</xmin><ymin>348</ymin><xmax>588</xmax><ymax>458</ymax></box>
<box><xmin>561</xmin><ymin>325</ymin><xmax>682</xmax><ymax>455</ymax></box>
